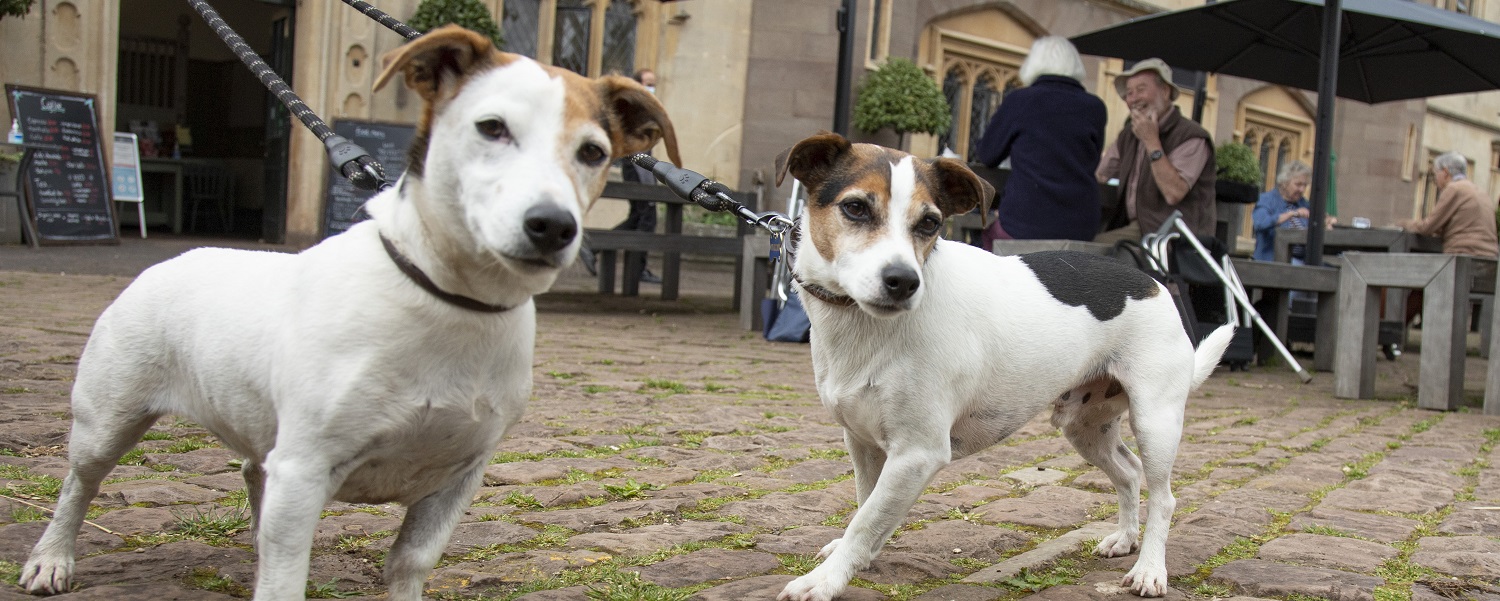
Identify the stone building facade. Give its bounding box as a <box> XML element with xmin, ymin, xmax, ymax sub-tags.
<box><xmin>2</xmin><ymin>0</ymin><xmax>1496</xmax><ymax>250</ymax></box>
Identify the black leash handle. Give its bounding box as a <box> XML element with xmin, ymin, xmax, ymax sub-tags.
<box><xmin>628</xmin><ymin>153</ymin><xmax>792</xmax><ymax>235</ymax></box>
<box><xmin>338</xmin><ymin>0</ymin><xmax>423</xmax><ymax>40</ymax></box>
<box><xmin>184</xmin><ymin>0</ymin><xmax>390</xmax><ymax>191</ymax></box>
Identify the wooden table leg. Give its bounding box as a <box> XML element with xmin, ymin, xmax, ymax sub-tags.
<box><xmin>1335</xmin><ymin>261</ymin><xmax>1379</xmax><ymax>399</ymax></box>
<box><xmin>1418</xmin><ymin>256</ymin><xmax>1470</xmax><ymax>411</ymax></box>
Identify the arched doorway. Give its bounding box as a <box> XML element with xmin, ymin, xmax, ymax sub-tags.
<box><xmin>115</xmin><ymin>0</ymin><xmax>293</xmax><ymax>241</ymax></box>
<box><xmin>1234</xmin><ymin>86</ymin><xmax>1316</xmax><ymax>241</ymax></box>
<box><xmin>912</xmin><ymin>7</ymin><xmax>1036</xmax><ymax>159</ymax></box>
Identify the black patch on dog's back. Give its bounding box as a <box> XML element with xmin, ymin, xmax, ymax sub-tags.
<box><xmin>1017</xmin><ymin>251</ymin><xmax>1157</xmax><ymax>322</ymax></box>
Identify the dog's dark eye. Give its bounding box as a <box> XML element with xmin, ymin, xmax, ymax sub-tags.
<box><xmin>840</xmin><ymin>200</ymin><xmax>872</xmax><ymax>222</ymax></box>
<box><xmin>915</xmin><ymin>215</ymin><xmax>943</xmax><ymax>237</ymax></box>
<box><xmin>476</xmin><ymin>119</ymin><xmax>511</xmax><ymax>141</ymax></box>
<box><xmin>576</xmin><ymin>143</ymin><xmax>608</xmax><ymax>166</ymax></box>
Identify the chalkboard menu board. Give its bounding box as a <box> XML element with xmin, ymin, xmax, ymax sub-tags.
<box><xmin>6</xmin><ymin>84</ymin><xmax>117</xmax><ymax>245</ymax></box>
<box><xmin>322</xmin><ymin>119</ymin><xmax>414</xmax><ymax>238</ymax></box>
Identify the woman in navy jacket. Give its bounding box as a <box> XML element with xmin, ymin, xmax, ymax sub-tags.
<box><xmin>973</xmin><ymin>36</ymin><xmax>1107</xmax><ymax>244</ymax></box>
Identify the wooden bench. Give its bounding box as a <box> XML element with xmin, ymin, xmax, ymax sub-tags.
<box><xmin>1335</xmin><ymin>252</ymin><xmax>1497</xmax><ymax>410</ymax></box>
<box><xmin>588</xmin><ymin>181</ymin><xmax>757</xmax><ymax>301</ymax></box>
<box><xmin>1229</xmin><ymin>258</ymin><xmax>1341</xmax><ymax>371</ymax></box>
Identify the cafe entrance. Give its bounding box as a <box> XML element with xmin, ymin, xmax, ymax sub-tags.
<box><xmin>114</xmin><ymin>0</ymin><xmax>293</xmax><ymax>241</ymax></box>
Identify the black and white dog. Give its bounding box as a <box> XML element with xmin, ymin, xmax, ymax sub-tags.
<box><xmin>773</xmin><ymin>133</ymin><xmax>1232</xmax><ymax>600</ymax></box>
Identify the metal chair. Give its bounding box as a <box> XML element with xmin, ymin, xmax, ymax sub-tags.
<box><xmin>184</xmin><ymin>163</ymin><xmax>234</xmax><ymax>234</ymax></box>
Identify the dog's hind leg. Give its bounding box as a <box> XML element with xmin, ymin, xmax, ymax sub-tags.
<box><xmin>1119</xmin><ymin>380</ymin><xmax>1188</xmax><ymax>598</ymax></box>
<box><xmin>1053</xmin><ymin>378</ymin><xmax>1141</xmax><ymax>559</ymax></box>
<box><xmin>20</xmin><ymin>396</ymin><xmax>159</xmax><ymax>594</ymax></box>
<box><xmin>383</xmin><ymin>459</ymin><xmax>488</xmax><ymax>601</ymax></box>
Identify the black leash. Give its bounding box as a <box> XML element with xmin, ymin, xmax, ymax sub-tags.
<box><xmin>627</xmin><ymin>153</ymin><xmax>792</xmax><ymax>236</ymax></box>
<box><xmin>184</xmin><ymin>0</ymin><xmax>392</xmax><ymax>192</ymax></box>
<box><xmin>338</xmin><ymin>0</ymin><xmax>423</xmax><ymax>40</ymax></box>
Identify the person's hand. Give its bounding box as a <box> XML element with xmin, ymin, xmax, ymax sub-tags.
<box><xmin>1129</xmin><ymin>107</ymin><xmax>1160</xmax><ymax>145</ymax></box>
<box><xmin>1325</xmin><ymin>215</ymin><xmax>1338</xmax><ymax>229</ymax></box>
<box><xmin>1296</xmin><ymin>208</ymin><xmax>1310</xmax><ymax>219</ymax></box>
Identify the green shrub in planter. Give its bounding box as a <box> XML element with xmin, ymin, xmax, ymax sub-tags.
<box><xmin>852</xmin><ymin>58</ymin><xmax>951</xmax><ymax>137</ymax></box>
<box><xmin>1214</xmin><ymin>142</ymin><xmax>1262</xmax><ymax>204</ymax></box>
<box><xmin>408</xmin><ymin>0</ymin><xmax>502</xmax><ymax>47</ymax></box>
<box><xmin>1</xmin><ymin>0</ymin><xmax>37</xmax><ymax>20</ymax></box>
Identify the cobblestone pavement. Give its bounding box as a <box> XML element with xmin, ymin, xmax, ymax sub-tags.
<box><xmin>1</xmin><ymin>241</ymin><xmax>1498</xmax><ymax>601</ymax></box>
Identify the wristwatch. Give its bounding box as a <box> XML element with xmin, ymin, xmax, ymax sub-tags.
<box><xmin>1148</xmin><ymin>149</ymin><xmax>1165</xmax><ymax>162</ymax></box>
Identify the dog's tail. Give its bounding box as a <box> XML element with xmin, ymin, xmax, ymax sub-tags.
<box><xmin>1190</xmin><ymin>324</ymin><xmax>1236</xmax><ymax>390</ymax></box>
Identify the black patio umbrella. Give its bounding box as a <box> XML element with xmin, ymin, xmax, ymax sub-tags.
<box><xmin>1070</xmin><ymin>0</ymin><xmax>1500</xmax><ymax>264</ymax></box>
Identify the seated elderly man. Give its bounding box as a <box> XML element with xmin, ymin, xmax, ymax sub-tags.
<box><xmin>1398</xmin><ymin>151</ymin><xmax>1498</xmax><ymax>257</ymax></box>
<box><xmin>1395</xmin><ymin>151</ymin><xmax>1498</xmax><ymax>324</ymax></box>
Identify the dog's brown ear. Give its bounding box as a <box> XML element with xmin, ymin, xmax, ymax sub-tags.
<box><xmin>927</xmin><ymin>157</ymin><xmax>995</xmax><ymax>219</ymax></box>
<box><xmin>375</xmin><ymin>25</ymin><xmax>501</xmax><ymax>101</ymax></box>
<box><xmin>596</xmin><ymin>75</ymin><xmax>681</xmax><ymax>166</ymax></box>
<box><xmin>774</xmin><ymin>132</ymin><xmax>850</xmax><ymax>188</ymax></box>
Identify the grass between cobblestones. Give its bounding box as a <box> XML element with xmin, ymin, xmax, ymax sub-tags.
<box><xmin>3</xmin><ymin>373</ymin><xmax>1494</xmax><ymax>599</ymax></box>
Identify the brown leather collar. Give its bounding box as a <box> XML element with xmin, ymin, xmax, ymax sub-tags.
<box><xmin>381</xmin><ymin>235</ymin><xmax>514</xmax><ymax>313</ymax></box>
<box><xmin>784</xmin><ymin>219</ymin><xmax>856</xmax><ymax>308</ymax></box>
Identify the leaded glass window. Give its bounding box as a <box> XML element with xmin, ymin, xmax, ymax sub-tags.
<box><xmin>937</xmin><ymin>67</ymin><xmax>962</xmax><ymax>154</ymax></box>
<box><xmin>502</xmin><ymin>0</ymin><xmax>539</xmax><ymax>58</ymax></box>
<box><xmin>967</xmin><ymin>74</ymin><xmax>1000</xmax><ymax>158</ymax></box>
<box><xmin>602</xmin><ymin>0</ymin><xmax>637</xmax><ymax>77</ymax></box>
<box><xmin>553</xmin><ymin>0</ymin><xmax>592</xmax><ymax>75</ymax></box>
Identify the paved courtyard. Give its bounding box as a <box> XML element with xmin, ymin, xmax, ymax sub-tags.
<box><xmin>0</xmin><ymin>237</ymin><xmax>1498</xmax><ymax>600</ymax></box>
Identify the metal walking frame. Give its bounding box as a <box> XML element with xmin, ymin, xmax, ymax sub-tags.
<box><xmin>1143</xmin><ymin>210</ymin><xmax>1313</xmax><ymax>383</ymax></box>
<box><xmin>768</xmin><ymin>179</ymin><xmax>806</xmax><ymax>307</ymax></box>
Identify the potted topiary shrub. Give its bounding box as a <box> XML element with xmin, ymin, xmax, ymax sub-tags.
<box><xmin>407</xmin><ymin>0</ymin><xmax>503</xmax><ymax>47</ymax></box>
<box><xmin>852</xmin><ymin>58</ymin><xmax>951</xmax><ymax>144</ymax></box>
<box><xmin>1</xmin><ymin>0</ymin><xmax>37</xmax><ymax>20</ymax></box>
<box><xmin>1214</xmin><ymin>141</ymin><xmax>1261</xmax><ymax>204</ymax></box>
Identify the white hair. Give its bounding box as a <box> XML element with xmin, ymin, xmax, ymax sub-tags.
<box><xmin>1276</xmin><ymin>160</ymin><xmax>1312</xmax><ymax>185</ymax></box>
<box><xmin>1434</xmin><ymin>151</ymin><xmax>1467</xmax><ymax>177</ymax></box>
<box><xmin>1019</xmin><ymin>36</ymin><xmax>1086</xmax><ymax>86</ymax></box>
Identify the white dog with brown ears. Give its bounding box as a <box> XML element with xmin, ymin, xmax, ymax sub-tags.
<box><xmin>19</xmin><ymin>26</ymin><xmax>677</xmax><ymax>601</ymax></box>
<box><xmin>772</xmin><ymin>133</ymin><xmax>1232</xmax><ymax>600</ymax></box>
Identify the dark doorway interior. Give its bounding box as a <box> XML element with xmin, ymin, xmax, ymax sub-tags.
<box><xmin>116</xmin><ymin>0</ymin><xmax>292</xmax><ymax>241</ymax></box>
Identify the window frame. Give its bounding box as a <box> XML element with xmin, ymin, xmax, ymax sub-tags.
<box><xmin>497</xmin><ymin>0</ymin><xmax>649</xmax><ymax>77</ymax></box>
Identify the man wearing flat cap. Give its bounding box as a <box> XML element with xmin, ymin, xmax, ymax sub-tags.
<box><xmin>1095</xmin><ymin>58</ymin><xmax>1217</xmax><ymax>243</ymax></box>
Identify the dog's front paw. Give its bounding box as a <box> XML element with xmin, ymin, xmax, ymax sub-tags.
<box><xmin>1121</xmin><ymin>564</ymin><xmax>1169</xmax><ymax>597</ymax></box>
<box><xmin>816</xmin><ymin>537</ymin><xmax>842</xmax><ymax>560</ymax></box>
<box><xmin>19</xmin><ymin>555</ymin><xmax>74</xmax><ymax>595</ymax></box>
<box><xmin>1095</xmin><ymin>529</ymin><xmax>1138</xmax><ymax>558</ymax></box>
<box><xmin>778</xmin><ymin>570</ymin><xmax>845</xmax><ymax>601</ymax></box>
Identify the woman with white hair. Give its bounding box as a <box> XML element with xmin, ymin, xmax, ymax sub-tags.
<box><xmin>1251</xmin><ymin>159</ymin><xmax>1334</xmax><ymax>261</ymax></box>
<box><xmin>972</xmin><ymin>36</ymin><xmax>1107</xmax><ymax>244</ymax></box>
<box><xmin>1398</xmin><ymin>151</ymin><xmax>1498</xmax><ymax>257</ymax></box>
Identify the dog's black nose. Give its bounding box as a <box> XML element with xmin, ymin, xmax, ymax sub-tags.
<box><xmin>881</xmin><ymin>265</ymin><xmax>921</xmax><ymax>301</ymax></box>
<box><xmin>522</xmin><ymin>205</ymin><xmax>578</xmax><ymax>253</ymax></box>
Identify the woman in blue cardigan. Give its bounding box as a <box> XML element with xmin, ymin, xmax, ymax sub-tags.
<box><xmin>1251</xmin><ymin>160</ymin><xmax>1334</xmax><ymax>262</ymax></box>
<box><xmin>973</xmin><ymin>36</ymin><xmax>1107</xmax><ymax>245</ymax></box>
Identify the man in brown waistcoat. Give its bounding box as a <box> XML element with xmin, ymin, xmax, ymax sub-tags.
<box><xmin>1095</xmin><ymin>58</ymin><xmax>1217</xmax><ymax>244</ymax></box>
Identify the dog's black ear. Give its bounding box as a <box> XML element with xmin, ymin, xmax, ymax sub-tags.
<box><xmin>375</xmin><ymin>25</ymin><xmax>504</xmax><ymax>101</ymax></box>
<box><xmin>927</xmin><ymin>157</ymin><xmax>995</xmax><ymax>220</ymax></box>
<box><xmin>596</xmin><ymin>75</ymin><xmax>682</xmax><ymax>167</ymax></box>
<box><xmin>775</xmin><ymin>132</ymin><xmax>850</xmax><ymax>188</ymax></box>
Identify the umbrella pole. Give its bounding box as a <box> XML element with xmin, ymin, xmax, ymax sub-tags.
<box><xmin>833</xmin><ymin>0</ymin><xmax>857</xmax><ymax>137</ymax></box>
<box><xmin>1306</xmin><ymin>0</ymin><xmax>1342</xmax><ymax>267</ymax></box>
